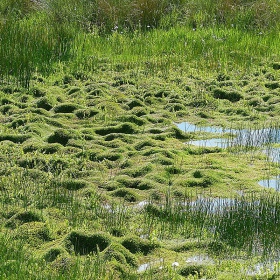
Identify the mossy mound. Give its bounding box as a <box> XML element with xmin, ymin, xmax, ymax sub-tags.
<box><xmin>117</xmin><ymin>115</ymin><xmax>146</xmax><ymax>126</ymax></box>
<box><xmin>116</xmin><ymin>177</ymin><xmax>155</xmax><ymax>190</ymax></box>
<box><xmin>126</xmin><ymin>99</ymin><xmax>145</xmax><ymax>109</ymax></box>
<box><xmin>43</xmin><ymin>247</ymin><xmax>65</xmax><ymax>262</ymax></box>
<box><xmin>111</xmin><ymin>188</ymin><xmax>139</xmax><ymax>202</ymax></box>
<box><xmin>102</xmin><ymin>243</ymin><xmax>138</xmax><ymax>267</ymax></box>
<box><xmin>30</xmin><ymin>87</ymin><xmax>46</xmax><ymax>97</ymax></box>
<box><xmin>5</xmin><ymin>210</ymin><xmax>43</xmax><ymax>229</ymax></box>
<box><xmin>212</xmin><ymin>88</ymin><xmax>243</xmax><ymax>102</ymax></box>
<box><xmin>53</xmin><ymin>103</ymin><xmax>80</xmax><ymax>113</ymax></box>
<box><xmin>54</xmin><ymin>179</ymin><xmax>88</xmax><ymax>190</ymax></box>
<box><xmin>47</xmin><ymin>129</ymin><xmax>73</xmax><ymax>146</ymax></box>
<box><xmin>40</xmin><ymin>143</ymin><xmax>62</xmax><ymax>154</ymax></box>
<box><xmin>75</xmin><ymin>108</ymin><xmax>99</xmax><ymax>119</ymax></box>
<box><xmin>96</xmin><ymin>151</ymin><xmax>122</xmax><ymax>162</ymax></box>
<box><xmin>134</xmin><ymin>139</ymin><xmax>156</xmax><ymax>151</ymax></box>
<box><xmin>166</xmin><ymin>127</ymin><xmax>190</xmax><ymax>140</ymax></box>
<box><xmin>65</xmin><ymin>231</ymin><xmax>111</xmax><ymax>255</ymax></box>
<box><xmin>121</xmin><ymin>164</ymin><xmax>153</xmax><ymax>178</ymax></box>
<box><xmin>121</xmin><ymin>235</ymin><xmax>159</xmax><ymax>255</ymax></box>
<box><xmin>14</xmin><ymin>222</ymin><xmax>52</xmax><ymax>246</ymax></box>
<box><xmin>95</xmin><ymin>123</ymin><xmax>138</xmax><ymax>136</ymax></box>
<box><xmin>36</xmin><ymin>97</ymin><xmax>54</xmax><ymax>111</ymax></box>
<box><xmin>178</xmin><ymin>264</ymin><xmax>209</xmax><ymax>278</ymax></box>
<box><xmin>0</xmin><ymin>134</ymin><xmax>31</xmax><ymax>143</ymax></box>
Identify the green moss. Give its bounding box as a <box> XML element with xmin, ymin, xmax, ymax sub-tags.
<box><xmin>65</xmin><ymin>231</ymin><xmax>111</xmax><ymax>255</ymax></box>
<box><xmin>121</xmin><ymin>235</ymin><xmax>159</xmax><ymax>255</ymax></box>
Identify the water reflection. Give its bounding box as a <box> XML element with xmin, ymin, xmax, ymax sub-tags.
<box><xmin>177</xmin><ymin>121</ymin><xmax>280</xmax><ymax>148</ymax></box>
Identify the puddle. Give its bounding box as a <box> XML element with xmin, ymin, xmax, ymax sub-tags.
<box><xmin>178</xmin><ymin>122</ymin><xmax>280</xmax><ymax>189</ymax></box>
<box><xmin>259</xmin><ymin>177</ymin><xmax>280</xmax><ymax>191</ymax></box>
<box><xmin>137</xmin><ymin>258</ymin><xmax>163</xmax><ymax>273</ymax></box>
<box><xmin>264</xmin><ymin>147</ymin><xmax>280</xmax><ymax>163</ymax></box>
<box><xmin>177</xmin><ymin>122</ymin><xmax>231</xmax><ymax>134</ymax></box>
<box><xmin>177</xmin><ymin>122</ymin><xmax>280</xmax><ymax>148</ymax></box>
<box><xmin>246</xmin><ymin>260</ymin><xmax>280</xmax><ymax>276</ymax></box>
<box><xmin>135</xmin><ymin>200</ymin><xmax>149</xmax><ymax>209</ymax></box>
<box><xmin>137</xmin><ymin>263</ymin><xmax>150</xmax><ymax>272</ymax></box>
<box><xmin>185</xmin><ymin>254</ymin><xmax>214</xmax><ymax>265</ymax></box>
<box><xmin>187</xmin><ymin>138</ymin><xmax>232</xmax><ymax>148</ymax></box>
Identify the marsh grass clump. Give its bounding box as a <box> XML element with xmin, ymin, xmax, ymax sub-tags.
<box><xmin>96</xmin><ymin>151</ymin><xmax>122</xmax><ymax>162</ymax></box>
<box><xmin>66</xmin><ymin>231</ymin><xmax>111</xmax><ymax>255</ymax></box>
<box><xmin>30</xmin><ymin>87</ymin><xmax>46</xmax><ymax>97</ymax></box>
<box><xmin>265</xmin><ymin>82</ymin><xmax>280</xmax><ymax>90</ymax></box>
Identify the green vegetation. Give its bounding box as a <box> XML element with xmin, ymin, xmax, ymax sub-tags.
<box><xmin>1</xmin><ymin>0</ymin><xmax>280</xmax><ymax>279</ymax></box>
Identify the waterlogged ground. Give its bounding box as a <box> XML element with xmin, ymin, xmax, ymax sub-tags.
<box><xmin>1</xmin><ymin>65</ymin><xmax>280</xmax><ymax>279</ymax></box>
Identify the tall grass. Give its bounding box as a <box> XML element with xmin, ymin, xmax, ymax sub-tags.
<box><xmin>143</xmin><ymin>192</ymin><xmax>280</xmax><ymax>258</ymax></box>
<box><xmin>0</xmin><ymin>0</ymin><xmax>280</xmax><ymax>86</ymax></box>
